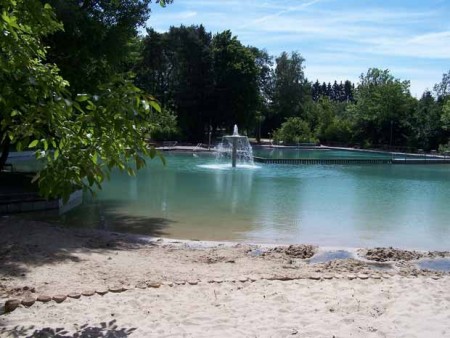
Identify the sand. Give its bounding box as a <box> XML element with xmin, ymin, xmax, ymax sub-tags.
<box><xmin>0</xmin><ymin>217</ymin><xmax>449</xmax><ymax>337</ymax></box>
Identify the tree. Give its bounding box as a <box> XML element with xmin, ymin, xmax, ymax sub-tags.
<box><xmin>212</xmin><ymin>30</ymin><xmax>259</xmax><ymax>134</ymax></box>
<box><xmin>270</xmin><ymin>52</ymin><xmax>308</xmax><ymax>127</ymax></box>
<box><xmin>1</xmin><ymin>0</ymin><xmax>162</xmax><ymax>201</ymax></box>
<box><xmin>348</xmin><ymin>68</ymin><xmax>414</xmax><ymax>147</ymax></box>
<box><xmin>41</xmin><ymin>0</ymin><xmax>172</xmax><ymax>93</ymax></box>
<box><xmin>434</xmin><ymin>70</ymin><xmax>450</xmax><ymax>101</ymax></box>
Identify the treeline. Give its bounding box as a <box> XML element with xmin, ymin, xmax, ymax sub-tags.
<box><xmin>134</xmin><ymin>25</ymin><xmax>450</xmax><ymax>152</ymax></box>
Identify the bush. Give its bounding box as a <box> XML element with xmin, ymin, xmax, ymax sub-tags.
<box><xmin>273</xmin><ymin>117</ymin><xmax>316</xmax><ymax>145</ymax></box>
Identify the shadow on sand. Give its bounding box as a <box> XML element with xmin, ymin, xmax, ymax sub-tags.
<box><xmin>0</xmin><ymin>320</ymin><xmax>136</xmax><ymax>338</ymax></box>
<box><xmin>0</xmin><ymin>213</ymin><xmax>173</xmax><ymax>277</ymax></box>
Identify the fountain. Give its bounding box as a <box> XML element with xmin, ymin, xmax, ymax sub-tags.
<box><xmin>220</xmin><ymin>125</ymin><xmax>254</xmax><ymax>167</ymax></box>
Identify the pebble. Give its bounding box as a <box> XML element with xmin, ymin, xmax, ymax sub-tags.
<box><xmin>108</xmin><ymin>286</ymin><xmax>124</xmax><ymax>293</ymax></box>
<box><xmin>309</xmin><ymin>275</ymin><xmax>321</xmax><ymax>280</ymax></box>
<box><xmin>96</xmin><ymin>288</ymin><xmax>108</xmax><ymax>295</ymax></box>
<box><xmin>53</xmin><ymin>295</ymin><xmax>67</xmax><ymax>303</ymax></box>
<box><xmin>5</xmin><ymin>299</ymin><xmax>20</xmax><ymax>313</ymax></box>
<box><xmin>175</xmin><ymin>281</ymin><xmax>186</xmax><ymax>285</ymax></box>
<box><xmin>148</xmin><ymin>282</ymin><xmax>161</xmax><ymax>288</ymax></box>
<box><xmin>164</xmin><ymin>282</ymin><xmax>174</xmax><ymax>287</ymax></box>
<box><xmin>372</xmin><ymin>275</ymin><xmax>381</xmax><ymax>279</ymax></box>
<box><xmin>238</xmin><ymin>277</ymin><xmax>248</xmax><ymax>282</ymax></box>
<box><xmin>358</xmin><ymin>274</ymin><xmax>369</xmax><ymax>280</ymax></box>
<box><xmin>188</xmin><ymin>280</ymin><xmax>198</xmax><ymax>285</ymax></box>
<box><xmin>82</xmin><ymin>290</ymin><xmax>96</xmax><ymax>296</ymax></box>
<box><xmin>67</xmin><ymin>292</ymin><xmax>81</xmax><ymax>299</ymax></box>
<box><xmin>21</xmin><ymin>297</ymin><xmax>36</xmax><ymax>307</ymax></box>
<box><xmin>347</xmin><ymin>274</ymin><xmax>356</xmax><ymax>280</ymax></box>
<box><xmin>135</xmin><ymin>283</ymin><xmax>147</xmax><ymax>289</ymax></box>
<box><xmin>37</xmin><ymin>295</ymin><xmax>52</xmax><ymax>303</ymax></box>
<box><xmin>213</xmin><ymin>279</ymin><xmax>223</xmax><ymax>283</ymax></box>
<box><xmin>323</xmin><ymin>275</ymin><xmax>333</xmax><ymax>280</ymax></box>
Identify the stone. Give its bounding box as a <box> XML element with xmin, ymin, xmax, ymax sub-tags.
<box><xmin>358</xmin><ymin>274</ymin><xmax>369</xmax><ymax>280</ymax></box>
<box><xmin>81</xmin><ymin>290</ymin><xmax>96</xmax><ymax>297</ymax></box>
<box><xmin>53</xmin><ymin>294</ymin><xmax>67</xmax><ymax>303</ymax></box>
<box><xmin>238</xmin><ymin>277</ymin><xmax>248</xmax><ymax>282</ymax></box>
<box><xmin>67</xmin><ymin>292</ymin><xmax>81</xmax><ymax>299</ymax></box>
<box><xmin>135</xmin><ymin>283</ymin><xmax>147</xmax><ymax>289</ymax></box>
<box><xmin>37</xmin><ymin>295</ymin><xmax>52</xmax><ymax>303</ymax></box>
<box><xmin>5</xmin><ymin>299</ymin><xmax>20</xmax><ymax>313</ymax></box>
<box><xmin>323</xmin><ymin>275</ymin><xmax>333</xmax><ymax>280</ymax></box>
<box><xmin>96</xmin><ymin>288</ymin><xmax>108</xmax><ymax>295</ymax></box>
<box><xmin>188</xmin><ymin>280</ymin><xmax>198</xmax><ymax>285</ymax></box>
<box><xmin>347</xmin><ymin>274</ymin><xmax>356</xmax><ymax>280</ymax></box>
<box><xmin>309</xmin><ymin>275</ymin><xmax>321</xmax><ymax>280</ymax></box>
<box><xmin>147</xmin><ymin>282</ymin><xmax>161</xmax><ymax>288</ymax></box>
<box><xmin>372</xmin><ymin>275</ymin><xmax>381</xmax><ymax>280</ymax></box>
<box><xmin>164</xmin><ymin>282</ymin><xmax>174</xmax><ymax>287</ymax></box>
<box><xmin>21</xmin><ymin>297</ymin><xmax>36</xmax><ymax>307</ymax></box>
<box><xmin>213</xmin><ymin>279</ymin><xmax>223</xmax><ymax>283</ymax></box>
<box><xmin>174</xmin><ymin>281</ymin><xmax>186</xmax><ymax>285</ymax></box>
<box><xmin>108</xmin><ymin>286</ymin><xmax>124</xmax><ymax>293</ymax></box>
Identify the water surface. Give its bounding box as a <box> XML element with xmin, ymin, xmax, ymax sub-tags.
<box><xmin>20</xmin><ymin>152</ymin><xmax>450</xmax><ymax>250</ymax></box>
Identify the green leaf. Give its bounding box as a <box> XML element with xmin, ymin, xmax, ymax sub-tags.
<box><xmin>149</xmin><ymin>100</ymin><xmax>161</xmax><ymax>113</ymax></box>
<box><xmin>76</xmin><ymin>94</ymin><xmax>89</xmax><ymax>102</ymax></box>
<box><xmin>43</xmin><ymin>139</ymin><xmax>48</xmax><ymax>151</ymax></box>
<box><xmin>28</xmin><ymin>140</ymin><xmax>39</xmax><ymax>148</ymax></box>
<box><xmin>54</xmin><ymin>149</ymin><xmax>60</xmax><ymax>160</ymax></box>
<box><xmin>149</xmin><ymin>146</ymin><xmax>156</xmax><ymax>159</ymax></box>
<box><xmin>91</xmin><ymin>152</ymin><xmax>98</xmax><ymax>164</ymax></box>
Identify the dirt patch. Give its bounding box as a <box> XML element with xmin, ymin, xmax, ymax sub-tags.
<box><xmin>360</xmin><ymin>247</ymin><xmax>450</xmax><ymax>262</ymax></box>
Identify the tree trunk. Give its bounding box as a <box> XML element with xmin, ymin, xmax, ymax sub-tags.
<box><xmin>0</xmin><ymin>137</ymin><xmax>11</xmax><ymax>171</ymax></box>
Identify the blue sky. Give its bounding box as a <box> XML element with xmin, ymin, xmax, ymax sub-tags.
<box><xmin>147</xmin><ymin>0</ymin><xmax>450</xmax><ymax>97</ymax></box>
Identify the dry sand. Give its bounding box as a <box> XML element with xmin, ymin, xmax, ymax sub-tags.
<box><xmin>0</xmin><ymin>217</ymin><xmax>449</xmax><ymax>337</ymax></box>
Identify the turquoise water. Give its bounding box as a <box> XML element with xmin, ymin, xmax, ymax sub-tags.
<box><xmin>20</xmin><ymin>152</ymin><xmax>450</xmax><ymax>250</ymax></box>
<box><xmin>253</xmin><ymin>148</ymin><xmax>391</xmax><ymax>159</ymax></box>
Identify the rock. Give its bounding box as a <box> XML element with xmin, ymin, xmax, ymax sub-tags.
<box><xmin>238</xmin><ymin>277</ymin><xmax>248</xmax><ymax>282</ymax></box>
<box><xmin>213</xmin><ymin>279</ymin><xmax>223</xmax><ymax>283</ymax></box>
<box><xmin>187</xmin><ymin>280</ymin><xmax>198</xmax><ymax>285</ymax></box>
<box><xmin>147</xmin><ymin>282</ymin><xmax>161</xmax><ymax>288</ymax></box>
<box><xmin>164</xmin><ymin>282</ymin><xmax>174</xmax><ymax>287</ymax></box>
<box><xmin>81</xmin><ymin>290</ymin><xmax>96</xmax><ymax>296</ymax></box>
<box><xmin>5</xmin><ymin>299</ymin><xmax>20</xmax><ymax>313</ymax></box>
<box><xmin>53</xmin><ymin>294</ymin><xmax>67</xmax><ymax>303</ymax></box>
<box><xmin>347</xmin><ymin>274</ymin><xmax>356</xmax><ymax>280</ymax></box>
<box><xmin>108</xmin><ymin>286</ymin><xmax>124</xmax><ymax>293</ymax></box>
<box><xmin>21</xmin><ymin>297</ymin><xmax>36</xmax><ymax>307</ymax></box>
<box><xmin>309</xmin><ymin>275</ymin><xmax>320</xmax><ymax>280</ymax></box>
<box><xmin>96</xmin><ymin>288</ymin><xmax>108</xmax><ymax>295</ymax></box>
<box><xmin>37</xmin><ymin>295</ymin><xmax>51</xmax><ymax>303</ymax></box>
<box><xmin>175</xmin><ymin>281</ymin><xmax>186</xmax><ymax>285</ymax></box>
<box><xmin>358</xmin><ymin>274</ymin><xmax>369</xmax><ymax>280</ymax></box>
<box><xmin>323</xmin><ymin>275</ymin><xmax>333</xmax><ymax>280</ymax></box>
<box><xmin>135</xmin><ymin>283</ymin><xmax>147</xmax><ymax>289</ymax></box>
<box><xmin>67</xmin><ymin>292</ymin><xmax>81</xmax><ymax>299</ymax></box>
<box><xmin>372</xmin><ymin>275</ymin><xmax>381</xmax><ymax>279</ymax></box>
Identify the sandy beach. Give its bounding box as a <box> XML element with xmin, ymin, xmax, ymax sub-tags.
<box><xmin>0</xmin><ymin>217</ymin><xmax>449</xmax><ymax>337</ymax></box>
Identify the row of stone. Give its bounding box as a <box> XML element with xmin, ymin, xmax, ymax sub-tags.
<box><xmin>4</xmin><ymin>273</ymin><xmax>442</xmax><ymax>314</ymax></box>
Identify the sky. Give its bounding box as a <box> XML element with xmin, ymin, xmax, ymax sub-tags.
<box><xmin>146</xmin><ymin>0</ymin><xmax>450</xmax><ymax>97</ymax></box>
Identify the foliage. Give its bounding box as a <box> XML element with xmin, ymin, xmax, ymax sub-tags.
<box><xmin>0</xmin><ymin>0</ymin><xmax>162</xmax><ymax>201</ymax></box>
<box><xmin>347</xmin><ymin>68</ymin><xmax>415</xmax><ymax>147</ymax></box>
<box><xmin>273</xmin><ymin>117</ymin><xmax>316</xmax><ymax>145</ymax></box>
